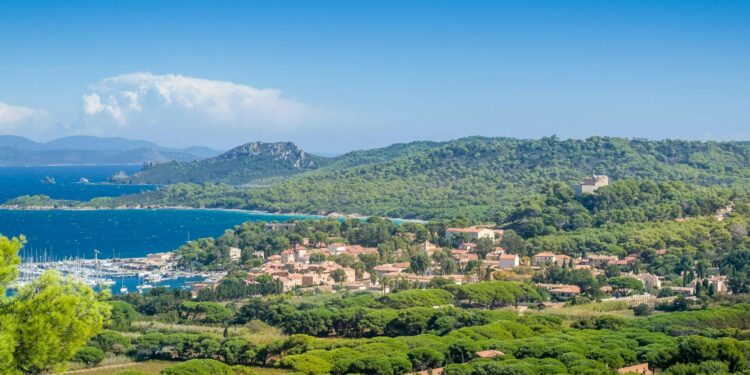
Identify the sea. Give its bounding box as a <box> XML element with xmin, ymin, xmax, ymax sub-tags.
<box><xmin>0</xmin><ymin>165</ymin><xmax>316</xmax><ymax>294</ymax></box>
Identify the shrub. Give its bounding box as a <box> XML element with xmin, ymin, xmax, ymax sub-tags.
<box><xmin>72</xmin><ymin>346</ymin><xmax>104</xmax><ymax>366</ymax></box>
<box><xmin>633</xmin><ymin>303</ymin><xmax>653</xmax><ymax>317</ymax></box>
<box><xmin>160</xmin><ymin>359</ymin><xmax>235</xmax><ymax>375</ymax></box>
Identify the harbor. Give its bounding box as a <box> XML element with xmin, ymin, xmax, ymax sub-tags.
<box><xmin>13</xmin><ymin>250</ymin><xmax>226</xmax><ymax>295</ymax></box>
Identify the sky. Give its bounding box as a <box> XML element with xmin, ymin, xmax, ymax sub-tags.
<box><xmin>0</xmin><ymin>1</ymin><xmax>748</xmax><ymax>153</ymax></box>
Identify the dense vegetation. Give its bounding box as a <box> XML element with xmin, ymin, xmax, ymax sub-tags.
<box><xmin>92</xmin><ymin>284</ymin><xmax>750</xmax><ymax>375</ymax></box>
<box><xmin>8</xmin><ymin>136</ymin><xmax>750</xmax><ymax>221</ymax></box>
<box><xmin>128</xmin><ymin>141</ymin><xmax>331</xmax><ymax>185</ymax></box>
<box><xmin>0</xmin><ymin>235</ymin><xmax>110</xmax><ymax>374</ymax></box>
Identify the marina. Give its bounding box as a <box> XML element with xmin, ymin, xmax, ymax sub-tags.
<box><xmin>14</xmin><ymin>251</ymin><xmax>226</xmax><ymax>295</ymax></box>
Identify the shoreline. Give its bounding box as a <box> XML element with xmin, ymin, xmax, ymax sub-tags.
<box><xmin>0</xmin><ymin>205</ymin><xmax>428</xmax><ymax>223</ymax></box>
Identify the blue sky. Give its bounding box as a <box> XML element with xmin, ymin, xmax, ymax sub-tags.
<box><xmin>0</xmin><ymin>1</ymin><xmax>748</xmax><ymax>152</ymax></box>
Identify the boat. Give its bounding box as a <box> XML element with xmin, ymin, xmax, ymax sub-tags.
<box><xmin>137</xmin><ymin>284</ymin><xmax>153</xmax><ymax>292</ymax></box>
<box><xmin>40</xmin><ymin>176</ymin><xmax>56</xmax><ymax>184</ymax></box>
<box><xmin>78</xmin><ymin>177</ymin><xmax>90</xmax><ymax>184</ymax></box>
<box><xmin>120</xmin><ymin>286</ymin><xmax>129</xmax><ymax>294</ymax></box>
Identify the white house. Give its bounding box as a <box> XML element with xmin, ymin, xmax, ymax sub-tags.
<box><xmin>444</xmin><ymin>228</ymin><xmax>495</xmax><ymax>241</ymax></box>
<box><xmin>229</xmin><ymin>247</ymin><xmax>242</xmax><ymax>262</ymax></box>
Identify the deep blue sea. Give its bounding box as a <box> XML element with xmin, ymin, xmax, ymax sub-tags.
<box><xmin>0</xmin><ymin>166</ymin><xmax>315</xmax><ymax>260</ymax></box>
<box><xmin>0</xmin><ymin>165</ymin><xmax>153</xmax><ymax>202</ymax></box>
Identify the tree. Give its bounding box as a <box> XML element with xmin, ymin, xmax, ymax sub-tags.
<box><xmin>633</xmin><ymin>303</ymin><xmax>653</xmax><ymax>317</ymax></box>
<box><xmin>8</xmin><ymin>271</ymin><xmax>111</xmax><ymax>373</ymax></box>
<box><xmin>0</xmin><ymin>235</ymin><xmax>110</xmax><ymax>374</ymax></box>
<box><xmin>309</xmin><ymin>253</ymin><xmax>326</xmax><ymax>263</ymax></box>
<box><xmin>331</xmin><ymin>269</ymin><xmax>347</xmax><ymax>284</ymax></box>
<box><xmin>410</xmin><ymin>253</ymin><xmax>430</xmax><ymax>275</ymax></box>
<box><xmin>107</xmin><ymin>301</ymin><xmax>138</xmax><ymax>330</ymax></box>
<box><xmin>474</xmin><ymin>238</ymin><xmax>495</xmax><ymax>260</ymax></box>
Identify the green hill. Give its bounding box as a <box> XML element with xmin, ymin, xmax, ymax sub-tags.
<box><xmin>9</xmin><ymin>136</ymin><xmax>750</xmax><ymax>221</ymax></box>
<box><xmin>127</xmin><ymin>141</ymin><xmax>331</xmax><ymax>184</ymax></box>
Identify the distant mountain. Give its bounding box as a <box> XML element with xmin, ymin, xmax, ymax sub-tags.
<box><xmin>127</xmin><ymin>141</ymin><xmax>331</xmax><ymax>184</ymax></box>
<box><xmin>0</xmin><ymin>135</ymin><xmax>222</xmax><ymax>166</ymax></box>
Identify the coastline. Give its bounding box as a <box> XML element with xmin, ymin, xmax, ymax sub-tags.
<box><xmin>0</xmin><ymin>204</ymin><xmax>428</xmax><ymax>223</ymax></box>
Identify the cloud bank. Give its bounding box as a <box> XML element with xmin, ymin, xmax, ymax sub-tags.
<box><xmin>0</xmin><ymin>102</ymin><xmax>50</xmax><ymax>136</ymax></box>
<box><xmin>78</xmin><ymin>73</ymin><xmax>324</xmax><ymax>147</ymax></box>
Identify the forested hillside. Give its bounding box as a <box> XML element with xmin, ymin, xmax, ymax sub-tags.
<box><xmin>128</xmin><ymin>141</ymin><xmax>331</xmax><ymax>185</ymax></box>
<box><xmin>8</xmin><ymin>136</ymin><xmax>750</xmax><ymax>221</ymax></box>
<box><xmin>241</xmin><ymin>136</ymin><xmax>750</xmax><ymax>219</ymax></box>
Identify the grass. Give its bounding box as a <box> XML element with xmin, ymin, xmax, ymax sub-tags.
<box><xmin>63</xmin><ymin>360</ymin><xmax>290</xmax><ymax>375</ymax></box>
<box><xmin>533</xmin><ymin>300</ymin><xmax>635</xmax><ymax>321</ymax></box>
<box><xmin>131</xmin><ymin>319</ymin><xmax>286</xmax><ymax>345</ymax></box>
<box><xmin>64</xmin><ymin>360</ymin><xmax>172</xmax><ymax>374</ymax></box>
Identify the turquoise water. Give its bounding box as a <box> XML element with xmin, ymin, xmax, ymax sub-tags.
<box><xmin>0</xmin><ymin>165</ymin><xmax>316</xmax><ymax>259</ymax></box>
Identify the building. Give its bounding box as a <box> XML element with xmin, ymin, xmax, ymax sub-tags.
<box><xmin>327</xmin><ymin>243</ymin><xmax>347</xmax><ymax>255</ymax></box>
<box><xmin>617</xmin><ymin>363</ymin><xmax>652</xmax><ymax>375</ymax></box>
<box><xmin>229</xmin><ymin>247</ymin><xmax>242</xmax><ymax>262</ymax></box>
<box><xmin>632</xmin><ymin>273</ymin><xmax>661</xmax><ymax>290</ymax></box>
<box><xmin>532</xmin><ymin>252</ymin><xmax>557</xmax><ymax>266</ymax></box>
<box><xmin>421</xmin><ymin>241</ymin><xmax>438</xmax><ymax>256</ymax></box>
<box><xmin>280</xmin><ymin>249</ymin><xmax>296</xmax><ymax>264</ymax></box>
<box><xmin>444</xmin><ymin>227</ymin><xmax>496</xmax><ymax>241</ymax></box>
<box><xmin>548</xmin><ymin>285</ymin><xmax>581</xmax><ymax>298</ymax></box>
<box><xmin>588</xmin><ymin>255</ymin><xmax>619</xmax><ymax>268</ymax></box>
<box><xmin>498</xmin><ymin>254</ymin><xmax>520</xmax><ymax>269</ymax></box>
<box><xmin>264</xmin><ymin>222</ymin><xmax>297</xmax><ymax>231</ymax></box>
<box><xmin>574</xmin><ymin>174</ymin><xmax>609</xmax><ymax>195</ymax></box>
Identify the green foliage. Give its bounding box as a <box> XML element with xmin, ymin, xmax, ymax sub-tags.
<box><xmin>89</xmin><ymin>330</ymin><xmax>131</xmax><ymax>355</ymax></box>
<box><xmin>132</xmin><ymin>141</ymin><xmax>331</xmax><ymax>185</ymax></box>
<box><xmin>378</xmin><ymin>289</ymin><xmax>454</xmax><ymax>309</ymax></box>
<box><xmin>179</xmin><ymin>301</ymin><xmax>233</xmax><ymax>324</ymax></box>
<box><xmin>2</xmin><ymin>268</ymin><xmax>110</xmax><ymax>374</ymax></box>
<box><xmin>160</xmin><ymin>359</ymin><xmax>236</xmax><ymax>375</ymax></box>
<box><xmin>72</xmin><ymin>346</ymin><xmax>104</xmax><ymax>367</ymax></box>
<box><xmin>21</xmin><ymin>137</ymin><xmax>750</xmax><ymax>221</ymax></box>
<box><xmin>107</xmin><ymin>300</ymin><xmax>139</xmax><ymax>330</ymax></box>
<box><xmin>505</xmin><ymin>179</ymin><xmax>739</xmax><ymax>237</ymax></box>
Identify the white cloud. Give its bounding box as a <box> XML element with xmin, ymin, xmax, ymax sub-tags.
<box><xmin>0</xmin><ymin>102</ymin><xmax>50</xmax><ymax>136</ymax></box>
<box><xmin>78</xmin><ymin>73</ymin><xmax>323</xmax><ymax>146</ymax></box>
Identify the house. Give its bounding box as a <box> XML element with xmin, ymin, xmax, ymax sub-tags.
<box><xmin>532</xmin><ymin>252</ymin><xmax>556</xmax><ymax>266</ymax></box>
<box><xmin>345</xmin><ymin>245</ymin><xmax>379</xmax><ymax>256</ymax></box>
<box><xmin>327</xmin><ymin>243</ymin><xmax>347</xmax><ymax>255</ymax></box>
<box><xmin>475</xmin><ymin>350</ymin><xmax>504</xmax><ymax>359</ymax></box>
<box><xmin>373</xmin><ymin>263</ymin><xmax>409</xmax><ymax>276</ymax></box>
<box><xmin>498</xmin><ymin>254</ymin><xmax>520</xmax><ymax>269</ymax></box>
<box><xmin>555</xmin><ymin>254</ymin><xmax>572</xmax><ymax>267</ymax></box>
<box><xmin>549</xmin><ymin>285</ymin><xmax>581</xmax><ymax>298</ymax></box>
<box><xmin>444</xmin><ymin>227</ymin><xmax>496</xmax><ymax>241</ymax></box>
<box><xmin>588</xmin><ymin>255</ymin><xmax>619</xmax><ymax>268</ymax></box>
<box><xmin>421</xmin><ymin>241</ymin><xmax>438</xmax><ymax>255</ymax></box>
<box><xmin>280</xmin><ymin>249</ymin><xmax>296</xmax><ymax>264</ymax></box>
<box><xmin>670</xmin><ymin>286</ymin><xmax>695</xmax><ymax>296</ymax></box>
<box><xmin>574</xmin><ymin>174</ymin><xmax>609</xmax><ymax>195</ymax></box>
<box><xmin>617</xmin><ymin>363</ymin><xmax>652</xmax><ymax>375</ymax></box>
<box><xmin>538</xmin><ymin>283</ymin><xmax>581</xmax><ymax>298</ymax></box>
<box><xmin>485</xmin><ymin>249</ymin><xmax>507</xmax><ymax>261</ymax></box>
<box><xmin>264</xmin><ymin>222</ymin><xmax>297</xmax><ymax>231</ymax></box>
<box><xmin>633</xmin><ymin>273</ymin><xmax>661</xmax><ymax>290</ymax></box>
<box><xmin>229</xmin><ymin>247</ymin><xmax>242</xmax><ymax>262</ymax></box>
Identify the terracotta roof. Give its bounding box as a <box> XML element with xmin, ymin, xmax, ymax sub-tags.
<box><xmin>534</xmin><ymin>252</ymin><xmax>556</xmax><ymax>257</ymax></box>
<box><xmin>446</xmin><ymin>227</ymin><xmax>488</xmax><ymax>233</ymax></box>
